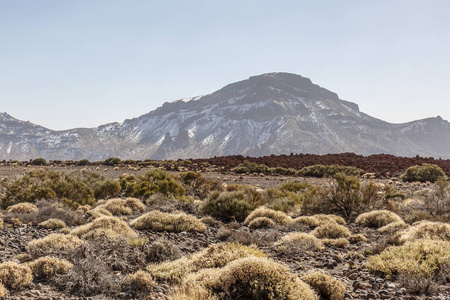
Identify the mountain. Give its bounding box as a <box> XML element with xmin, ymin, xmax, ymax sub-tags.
<box><xmin>2</xmin><ymin>72</ymin><xmax>450</xmax><ymax>161</ymax></box>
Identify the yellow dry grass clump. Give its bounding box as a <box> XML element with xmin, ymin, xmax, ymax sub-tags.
<box><xmin>311</xmin><ymin>223</ymin><xmax>351</xmax><ymax>239</ymax></box>
<box><xmin>244</xmin><ymin>207</ymin><xmax>293</xmax><ymax>226</ymax></box>
<box><xmin>147</xmin><ymin>243</ymin><xmax>266</xmax><ymax>281</ymax></box>
<box><xmin>321</xmin><ymin>238</ymin><xmax>350</xmax><ymax>248</ymax></box>
<box><xmin>355</xmin><ymin>210</ymin><xmax>403</xmax><ymax>228</ymax></box>
<box><xmin>378</xmin><ymin>221</ymin><xmax>409</xmax><ymax>234</ymax></box>
<box><xmin>399</xmin><ymin>221</ymin><xmax>450</xmax><ymax>243</ymax></box>
<box><xmin>247</xmin><ymin>217</ymin><xmax>275</xmax><ymax>229</ymax></box>
<box><xmin>27</xmin><ymin>256</ymin><xmax>73</xmax><ymax>279</ymax></box>
<box><xmin>130</xmin><ymin>210</ymin><xmax>206</xmax><ymax>233</ymax></box>
<box><xmin>0</xmin><ymin>262</ymin><xmax>33</xmax><ymax>290</ymax></box>
<box><xmin>301</xmin><ymin>271</ymin><xmax>346</xmax><ymax>300</ymax></box>
<box><xmin>7</xmin><ymin>203</ymin><xmax>38</xmax><ymax>214</ymax></box>
<box><xmin>292</xmin><ymin>216</ymin><xmax>320</xmax><ymax>227</ymax></box>
<box><xmin>0</xmin><ymin>218</ymin><xmax>3</xmax><ymax>230</ymax></box>
<box><xmin>38</xmin><ymin>218</ymin><xmax>66</xmax><ymax>229</ymax></box>
<box><xmin>124</xmin><ymin>270</ymin><xmax>156</xmax><ymax>296</ymax></box>
<box><xmin>27</xmin><ymin>233</ymin><xmax>84</xmax><ymax>258</ymax></box>
<box><xmin>0</xmin><ymin>282</ymin><xmax>6</xmax><ymax>298</ymax></box>
<box><xmin>85</xmin><ymin>207</ymin><xmax>113</xmax><ymax>220</ymax></box>
<box><xmin>313</xmin><ymin>214</ymin><xmax>346</xmax><ymax>225</ymax></box>
<box><xmin>185</xmin><ymin>257</ymin><xmax>318</xmax><ymax>300</ymax></box>
<box><xmin>97</xmin><ymin>197</ymin><xmax>146</xmax><ymax>215</ymax></box>
<box><xmin>167</xmin><ymin>284</ymin><xmax>217</xmax><ymax>300</ymax></box>
<box><xmin>71</xmin><ymin>216</ymin><xmax>138</xmax><ymax>240</ymax></box>
<box><xmin>275</xmin><ymin>232</ymin><xmax>324</xmax><ymax>252</ymax></box>
<box><xmin>367</xmin><ymin>239</ymin><xmax>450</xmax><ymax>277</ymax></box>
<box><xmin>348</xmin><ymin>234</ymin><xmax>367</xmax><ymax>244</ymax></box>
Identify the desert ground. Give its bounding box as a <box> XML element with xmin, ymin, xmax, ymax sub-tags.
<box><xmin>0</xmin><ymin>160</ymin><xmax>448</xmax><ymax>300</ymax></box>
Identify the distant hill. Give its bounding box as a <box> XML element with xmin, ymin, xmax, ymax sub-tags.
<box><xmin>2</xmin><ymin>72</ymin><xmax>450</xmax><ymax>160</ymax></box>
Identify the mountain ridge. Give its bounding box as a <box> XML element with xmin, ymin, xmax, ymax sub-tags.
<box><xmin>1</xmin><ymin>72</ymin><xmax>450</xmax><ymax>160</ymax></box>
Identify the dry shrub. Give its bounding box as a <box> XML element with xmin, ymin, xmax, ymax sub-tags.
<box><xmin>292</xmin><ymin>216</ymin><xmax>320</xmax><ymax>228</ymax></box>
<box><xmin>398</xmin><ymin>273</ymin><xmax>439</xmax><ymax>296</ymax></box>
<box><xmin>0</xmin><ymin>218</ymin><xmax>3</xmax><ymax>230</ymax></box>
<box><xmin>321</xmin><ymin>238</ymin><xmax>350</xmax><ymax>248</ymax></box>
<box><xmin>275</xmin><ymin>232</ymin><xmax>324</xmax><ymax>253</ymax></box>
<box><xmin>123</xmin><ymin>270</ymin><xmax>156</xmax><ymax>298</ymax></box>
<box><xmin>399</xmin><ymin>221</ymin><xmax>450</xmax><ymax>243</ymax></box>
<box><xmin>75</xmin><ymin>205</ymin><xmax>91</xmax><ymax>214</ymax></box>
<box><xmin>355</xmin><ymin>210</ymin><xmax>403</xmax><ymax>228</ymax></box>
<box><xmin>313</xmin><ymin>214</ymin><xmax>346</xmax><ymax>225</ymax></box>
<box><xmin>147</xmin><ymin>243</ymin><xmax>266</xmax><ymax>281</ymax></box>
<box><xmin>0</xmin><ymin>282</ymin><xmax>6</xmax><ymax>298</ymax></box>
<box><xmin>186</xmin><ymin>257</ymin><xmax>318</xmax><ymax>300</ymax></box>
<box><xmin>145</xmin><ymin>238</ymin><xmax>182</xmax><ymax>263</ymax></box>
<box><xmin>71</xmin><ymin>216</ymin><xmax>138</xmax><ymax>240</ymax></box>
<box><xmin>0</xmin><ymin>262</ymin><xmax>33</xmax><ymax>290</ymax></box>
<box><xmin>167</xmin><ymin>284</ymin><xmax>217</xmax><ymax>300</ymax></box>
<box><xmin>38</xmin><ymin>218</ymin><xmax>66</xmax><ymax>229</ymax></box>
<box><xmin>7</xmin><ymin>203</ymin><xmax>38</xmax><ymax>214</ymax></box>
<box><xmin>244</xmin><ymin>207</ymin><xmax>292</xmax><ymax>226</ymax></box>
<box><xmin>27</xmin><ymin>233</ymin><xmax>84</xmax><ymax>258</ymax></box>
<box><xmin>130</xmin><ymin>210</ymin><xmax>206</xmax><ymax>232</ymax></box>
<box><xmin>27</xmin><ymin>256</ymin><xmax>73</xmax><ymax>279</ymax></box>
<box><xmin>367</xmin><ymin>239</ymin><xmax>450</xmax><ymax>278</ymax></box>
<box><xmin>311</xmin><ymin>223</ymin><xmax>351</xmax><ymax>239</ymax></box>
<box><xmin>348</xmin><ymin>234</ymin><xmax>367</xmax><ymax>243</ymax></box>
<box><xmin>248</xmin><ymin>217</ymin><xmax>275</xmax><ymax>229</ymax></box>
<box><xmin>378</xmin><ymin>221</ymin><xmax>409</xmax><ymax>234</ymax></box>
<box><xmin>223</xmin><ymin>230</ymin><xmax>262</xmax><ymax>246</ymax></box>
<box><xmin>301</xmin><ymin>271</ymin><xmax>346</xmax><ymax>300</ymax></box>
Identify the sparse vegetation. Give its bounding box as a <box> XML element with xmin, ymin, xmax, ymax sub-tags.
<box><xmin>38</xmin><ymin>218</ymin><xmax>66</xmax><ymax>229</ymax></box>
<box><xmin>244</xmin><ymin>206</ymin><xmax>292</xmax><ymax>226</ymax></box>
<box><xmin>275</xmin><ymin>232</ymin><xmax>324</xmax><ymax>252</ymax></box>
<box><xmin>27</xmin><ymin>233</ymin><xmax>85</xmax><ymax>258</ymax></box>
<box><xmin>27</xmin><ymin>256</ymin><xmax>73</xmax><ymax>279</ymax></box>
<box><xmin>7</xmin><ymin>202</ymin><xmax>39</xmax><ymax>213</ymax></box>
<box><xmin>311</xmin><ymin>222</ymin><xmax>351</xmax><ymax>239</ymax></box>
<box><xmin>71</xmin><ymin>216</ymin><xmax>138</xmax><ymax>240</ymax></box>
<box><xmin>300</xmin><ymin>164</ymin><xmax>364</xmax><ymax>178</ymax></box>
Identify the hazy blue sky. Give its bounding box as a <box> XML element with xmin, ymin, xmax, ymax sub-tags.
<box><xmin>1</xmin><ymin>0</ymin><xmax>449</xmax><ymax>130</ymax></box>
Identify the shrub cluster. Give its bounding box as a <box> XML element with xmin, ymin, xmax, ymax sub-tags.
<box><xmin>147</xmin><ymin>243</ymin><xmax>266</xmax><ymax>281</ymax></box>
<box><xmin>96</xmin><ymin>197</ymin><xmax>146</xmax><ymax>216</ymax></box>
<box><xmin>275</xmin><ymin>232</ymin><xmax>324</xmax><ymax>252</ymax></box>
<box><xmin>71</xmin><ymin>216</ymin><xmax>138</xmax><ymax>240</ymax></box>
<box><xmin>179</xmin><ymin>172</ymin><xmax>223</xmax><ymax>199</ymax></box>
<box><xmin>311</xmin><ymin>223</ymin><xmax>351</xmax><ymax>239</ymax></box>
<box><xmin>27</xmin><ymin>233</ymin><xmax>85</xmax><ymax>258</ymax></box>
<box><xmin>27</xmin><ymin>256</ymin><xmax>73</xmax><ymax>279</ymax></box>
<box><xmin>7</xmin><ymin>203</ymin><xmax>39</xmax><ymax>214</ymax></box>
<box><xmin>244</xmin><ymin>207</ymin><xmax>292</xmax><ymax>226</ymax></box>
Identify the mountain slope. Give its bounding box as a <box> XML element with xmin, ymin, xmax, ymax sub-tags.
<box><xmin>2</xmin><ymin>72</ymin><xmax>450</xmax><ymax>160</ymax></box>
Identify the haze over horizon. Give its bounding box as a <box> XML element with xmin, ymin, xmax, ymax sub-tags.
<box><xmin>1</xmin><ymin>0</ymin><xmax>450</xmax><ymax>130</ymax></box>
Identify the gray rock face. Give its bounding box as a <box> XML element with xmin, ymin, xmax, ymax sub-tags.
<box><xmin>1</xmin><ymin>72</ymin><xmax>450</xmax><ymax>160</ymax></box>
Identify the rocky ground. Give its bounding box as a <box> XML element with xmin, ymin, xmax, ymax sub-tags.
<box><xmin>0</xmin><ymin>165</ymin><xmax>449</xmax><ymax>300</ymax></box>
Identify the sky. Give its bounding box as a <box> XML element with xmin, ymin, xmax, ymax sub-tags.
<box><xmin>1</xmin><ymin>0</ymin><xmax>450</xmax><ymax>130</ymax></box>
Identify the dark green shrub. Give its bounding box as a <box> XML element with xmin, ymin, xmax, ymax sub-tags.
<box><xmin>69</xmin><ymin>170</ymin><xmax>121</xmax><ymax>199</ymax></box>
<box><xmin>401</xmin><ymin>164</ymin><xmax>447</xmax><ymax>183</ymax></box>
<box><xmin>179</xmin><ymin>172</ymin><xmax>223</xmax><ymax>199</ymax></box>
<box><xmin>104</xmin><ymin>157</ymin><xmax>121</xmax><ymax>166</ymax></box>
<box><xmin>299</xmin><ymin>164</ymin><xmax>364</xmax><ymax>178</ymax></box>
<box><xmin>279</xmin><ymin>181</ymin><xmax>314</xmax><ymax>193</ymax></box>
<box><xmin>30</xmin><ymin>158</ymin><xmax>47</xmax><ymax>166</ymax></box>
<box><xmin>0</xmin><ymin>169</ymin><xmax>95</xmax><ymax>209</ymax></box>
<box><xmin>199</xmin><ymin>191</ymin><xmax>256</xmax><ymax>222</ymax></box>
<box><xmin>120</xmin><ymin>170</ymin><xmax>185</xmax><ymax>199</ymax></box>
<box><xmin>233</xmin><ymin>161</ymin><xmax>269</xmax><ymax>174</ymax></box>
<box><xmin>75</xmin><ymin>159</ymin><xmax>90</xmax><ymax>166</ymax></box>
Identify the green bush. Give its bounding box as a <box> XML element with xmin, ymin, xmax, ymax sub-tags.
<box><xmin>104</xmin><ymin>157</ymin><xmax>121</xmax><ymax>166</ymax></box>
<box><xmin>69</xmin><ymin>170</ymin><xmax>121</xmax><ymax>199</ymax></box>
<box><xmin>233</xmin><ymin>161</ymin><xmax>269</xmax><ymax>174</ymax></box>
<box><xmin>120</xmin><ymin>170</ymin><xmax>186</xmax><ymax>199</ymax></box>
<box><xmin>401</xmin><ymin>164</ymin><xmax>447</xmax><ymax>183</ymax></box>
<box><xmin>0</xmin><ymin>169</ymin><xmax>95</xmax><ymax>209</ymax></box>
<box><xmin>199</xmin><ymin>191</ymin><xmax>256</xmax><ymax>222</ymax></box>
<box><xmin>299</xmin><ymin>164</ymin><xmax>364</xmax><ymax>178</ymax></box>
<box><xmin>179</xmin><ymin>172</ymin><xmax>223</xmax><ymax>199</ymax></box>
<box><xmin>30</xmin><ymin>158</ymin><xmax>48</xmax><ymax>166</ymax></box>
